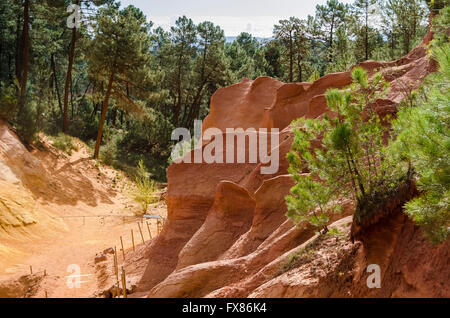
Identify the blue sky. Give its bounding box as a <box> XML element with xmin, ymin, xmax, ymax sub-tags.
<box><xmin>119</xmin><ymin>0</ymin><xmax>355</xmax><ymax>37</ymax></box>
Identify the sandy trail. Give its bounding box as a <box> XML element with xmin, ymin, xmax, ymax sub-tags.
<box><xmin>14</xmin><ymin>211</ymin><xmax>159</xmax><ymax>298</ymax></box>
<box><xmin>0</xmin><ymin>136</ymin><xmax>165</xmax><ymax>298</ymax></box>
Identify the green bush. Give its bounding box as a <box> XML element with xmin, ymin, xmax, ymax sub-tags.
<box><xmin>16</xmin><ymin>99</ymin><xmax>38</xmax><ymax>145</ymax></box>
<box><xmin>99</xmin><ymin>132</ymin><xmax>119</xmax><ymax>166</ymax></box>
<box><xmin>286</xmin><ymin>67</ymin><xmax>393</xmax><ymax>233</ymax></box>
<box><xmin>50</xmin><ymin>133</ymin><xmax>77</xmax><ymax>155</ymax></box>
<box><xmin>132</xmin><ymin>160</ymin><xmax>159</xmax><ymax>215</ymax></box>
<box><xmin>388</xmin><ymin>40</ymin><xmax>450</xmax><ymax>243</ymax></box>
<box><xmin>0</xmin><ymin>85</ymin><xmax>17</xmax><ymax>122</ymax></box>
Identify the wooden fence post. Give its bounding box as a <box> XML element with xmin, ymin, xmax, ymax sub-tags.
<box><xmin>146</xmin><ymin>221</ymin><xmax>152</xmax><ymax>240</ymax></box>
<box><xmin>120</xmin><ymin>236</ymin><xmax>125</xmax><ymax>261</ymax></box>
<box><xmin>114</xmin><ymin>246</ymin><xmax>120</xmax><ymax>298</ymax></box>
<box><xmin>121</xmin><ymin>267</ymin><xmax>127</xmax><ymax>298</ymax></box>
<box><xmin>131</xmin><ymin>229</ymin><xmax>135</xmax><ymax>252</ymax></box>
<box><xmin>138</xmin><ymin>222</ymin><xmax>145</xmax><ymax>244</ymax></box>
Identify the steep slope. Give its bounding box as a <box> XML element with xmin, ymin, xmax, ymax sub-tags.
<box><xmin>136</xmin><ymin>33</ymin><xmax>448</xmax><ymax>298</ymax></box>
<box><xmin>0</xmin><ymin>120</ymin><xmax>63</xmax><ymax>270</ymax></box>
<box><xmin>0</xmin><ymin>120</ymin><xmax>161</xmax><ymax>298</ymax></box>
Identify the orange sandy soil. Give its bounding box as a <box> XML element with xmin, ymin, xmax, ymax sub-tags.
<box><xmin>0</xmin><ymin>135</ymin><xmax>166</xmax><ymax>298</ymax></box>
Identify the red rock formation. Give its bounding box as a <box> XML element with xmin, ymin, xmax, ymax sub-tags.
<box><xmin>137</xmin><ymin>35</ymin><xmax>449</xmax><ymax>298</ymax></box>
<box><xmin>247</xmin><ymin>211</ymin><xmax>449</xmax><ymax>298</ymax></box>
<box><xmin>202</xmin><ymin>77</ymin><xmax>284</xmax><ymax>132</ymax></box>
<box><xmin>176</xmin><ymin>181</ymin><xmax>256</xmax><ymax>269</ymax></box>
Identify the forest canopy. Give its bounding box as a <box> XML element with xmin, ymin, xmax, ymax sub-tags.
<box><xmin>0</xmin><ymin>0</ymin><xmax>436</xmax><ymax>180</ymax></box>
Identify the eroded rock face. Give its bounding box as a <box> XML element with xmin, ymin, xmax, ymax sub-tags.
<box><xmin>202</xmin><ymin>77</ymin><xmax>284</xmax><ymax>132</ymax></box>
<box><xmin>247</xmin><ymin>211</ymin><xmax>449</xmax><ymax>298</ymax></box>
<box><xmin>0</xmin><ymin>121</ymin><xmax>51</xmax><ymax>229</ymax></box>
<box><xmin>176</xmin><ymin>181</ymin><xmax>255</xmax><ymax>270</ymax></box>
<box><xmin>139</xmin><ymin>35</ymin><xmax>448</xmax><ymax>298</ymax></box>
<box><xmin>221</xmin><ymin>175</ymin><xmax>295</xmax><ymax>260</ymax></box>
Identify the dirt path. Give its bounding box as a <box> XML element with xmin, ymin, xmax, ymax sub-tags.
<box><xmin>0</xmin><ymin>136</ymin><xmax>166</xmax><ymax>298</ymax></box>
<box><xmin>14</xmin><ymin>211</ymin><xmax>159</xmax><ymax>298</ymax></box>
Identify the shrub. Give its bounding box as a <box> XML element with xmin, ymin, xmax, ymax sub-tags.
<box><xmin>132</xmin><ymin>160</ymin><xmax>159</xmax><ymax>215</ymax></box>
<box><xmin>16</xmin><ymin>99</ymin><xmax>38</xmax><ymax>145</ymax></box>
<box><xmin>286</xmin><ymin>67</ymin><xmax>394</xmax><ymax>233</ymax></box>
<box><xmin>50</xmin><ymin>133</ymin><xmax>77</xmax><ymax>155</ymax></box>
<box><xmin>388</xmin><ymin>41</ymin><xmax>450</xmax><ymax>243</ymax></box>
<box><xmin>99</xmin><ymin>133</ymin><xmax>119</xmax><ymax>166</ymax></box>
<box><xmin>0</xmin><ymin>85</ymin><xmax>17</xmax><ymax>122</ymax></box>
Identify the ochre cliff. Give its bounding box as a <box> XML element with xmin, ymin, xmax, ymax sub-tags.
<box><xmin>137</xmin><ymin>34</ymin><xmax>448</xmax><ymax>298</ymax></box>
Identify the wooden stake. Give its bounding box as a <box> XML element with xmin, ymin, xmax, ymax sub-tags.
<box><xmin>146</xmin><ymin>221</ymin><xmax>152</xmax><ymax>240</ymax></box>
<box><xmin>157</xmin><ymin>220</ymin><xmax>162</xmax><ymax>234</ymax></box>
<box><xmin>137</xmin><ymin>222</ymin><xmax>145</xmax><ymax>244</ymax></box>
<box><xmin>30</xmin><ymin>265</ymin><xmax>33</xmax><ymax>275</ymax></box>
<box><xmin>44</xmin><ymin>269</ymin><xmax>47</xmax><ymax>276</ymax></box>
<box><xmin>120</xmin><ymin>236</ymin><xmax>125</xmax><ymax>261</ymax></box>
<box><xmin>113</xmin><ymin>247</ymin><xmax>118</xmax><ymax>279</ymax></box>
<box><xmin>45</xmin><ymin>291</ymin><xmax>48</xmax><ymax>298</ymax></box>
<box><xmin>114</xmin><ymin>246</ymin><xmax>120</xmax><ymax>298</ymax></box>
<box><xmin>121</xmin><ymin>267</ymin><xmax>127</xmax><ymax>298</ymax></box>
<box><xmin>131</xmin><ymin>229</ymin><xmax>135</xmax><ymax>252</ymax></box>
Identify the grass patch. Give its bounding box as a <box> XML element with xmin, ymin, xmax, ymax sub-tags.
<box><xmin>278</xmin><ymin>235</ymin><xmax>325</xmax><ymax>276</ymax></box>
<box><xmin>326</xmin><ymin>227</ymin><xmax>346</xmax><ymax>239</ymax></box>
<box><xmin>50</xmin><ymin>133</ymin><xmax>78</xmax><ymax>155</ymax></box>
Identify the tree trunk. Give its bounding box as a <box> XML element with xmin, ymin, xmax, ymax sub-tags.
<box><xmin>36</xmin><ymin>87</ymin><xmax>44</xmax><ymax>130</ymax></box>
<box><xmin>51</xmin><ymin>54</ymin><xmax>63</xmax><ymax>115</ymax></box>
<box><xmin>70</xmin><ymin>76</ymin><xmax>74</xmax><ymax>120</ymax></box>
<box><xmin>111</xmin><ymin>108</ymin><xmax>117</xmax><ymax>127</ymax></box>
<box><xmin>18</xmin><ymin>0</ymin><xmax>30</xmax><ymax>114</ymax></box>
<box><xmin>63</xmin><ymin>27</ymin><xmax>77</xmax><ymax>132</ymax></box>
<box><xmin>289</xmin><ymin>33</ymin><xmax>293</xmax><ymax>82</ymax></box>
<box><xmin>365</xmin><ymin>4</ymin><xmax>369</xmax><ymax>61</ymax></box>
<box><xmin>174</xmin><ymin>44</ymin><xmax>185</xmax><ymax>127</ymax></box>
<box><xmin>15</xmin><ymin>12</ymin><xmax>21</xmax><ymax>83</ymax></box>
<box><xmin>94</xmin><ymin>71</ymin><xmax>115</xmax><ymax>159</ymax></box>
<box><xmin>297</xmin><ymin>59</ymin><xmax>302</xmax><ymax>83</ymax></box>
<box><xmin>91</xmin><ymin>102</ymin><xmax>99</xmax><ymax>119</ymax></box>
<box><xmin>329</xmin><ymin>17</ymin><xmax>335</xmax><ymax>62</ymax></box>
<box><xmin>0</xmin><ymin>30</ymin><xmax>3</xmax><ymax>79</ymax></box>
<box><xmin>8</xmin><ymin>52</ymin><xmax>13</xmax><ymax>82</ymax></box>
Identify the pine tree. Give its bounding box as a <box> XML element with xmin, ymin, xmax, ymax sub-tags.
<box><xmin>158</xmin><ymin>16</ymin><xmax>230</xmax><ymax>128</ymax></box>
<box><xmin>87</xmin><ymin>5</ymin><xmax>155</xmax><ymax>158</ymax></box>
<box><xmin>286</xmin><ymin>67</ymin><xmax>391</xmax><ymax>232</ymax></box>
<box><xmin>17</xmin><ymin>0</ymin><xmax>30</xmax><ymax>115</ymax></box>
<box><xmin>388</xmin><ymin>7</ymin><xmax>450</xmax><ymax>243</ymax></box>
<box><xmin>63</xmin><ymin>0</ymin><xmax>112</xmax><ymax>133</ymax></box>
<box><xmin>382</xmin><ymin>0</ymin><xmax>427</xmax><ymax>57</ymax></box>
<box><xmin>274</xmin><ymin>17</ymin><xmax>311</xmax><ymax>82</ymax></box>
<box><xmin>315</xmin><ymin>0</ymin><xmax>348</xmax><ymax>62</ymax></box>
<box><xmin>352</xmin><ymin>0</ymin><xmax>379</xmax><ymax>61</ymax></box>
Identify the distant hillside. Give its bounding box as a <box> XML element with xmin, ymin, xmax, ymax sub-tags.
<box><xmin>225</xmin><ymin>36</ymin><xmax>273</xmax><ymax>43</ymax></box>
